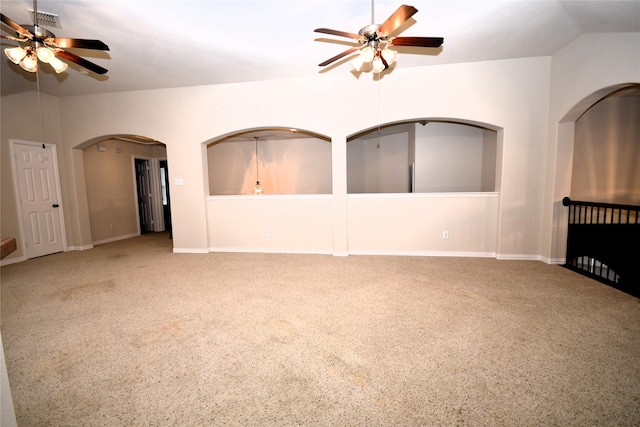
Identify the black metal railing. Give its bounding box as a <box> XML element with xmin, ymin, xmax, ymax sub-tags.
<box><xmin>562</xmin><ymin>197</ymin><xmax>639</xmax><ymax>298</ymax></box>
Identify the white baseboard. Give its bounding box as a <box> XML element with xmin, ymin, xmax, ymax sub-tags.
<box><xmin>92</xmin><ymin>233</ymin><xmax>138</xmax><ymax>246</ymax></box>
<box><xmin>206</xmin><ymin>248</ymin><xmax>500</xmax><ymax>258</ymax></box>
<box><xmin>207</xmin><ymin>247</ymin><xmax>333</xmax><ymax>255</ymax></box>
<box><xmin>173</xmin><ymin>248</ymin><xmax>209</xmax><ymax>254</ymax></box>
<box><xmin>496</xmin><ymin>254</ymin><xmax>544</xmax><ymax>261</ymax></box>
<box><xmin>65</xmin><ymin>244</ymin><xmax>94</xmax><ymax>251</ymax></box>
<box><xmin>540</xmin><ymin>257</ymin><xmax>566</xmax><ymax>265</ymax></box>
<box><xmin>348</xmin><ymin>250</ymin><xmax>497</xmax><ymax>258</ymax></box>
<box><xmin>0</xmin><ymin>246</ymin><xmax>96</xmax><ymax>266</ymax></box>
<box><xmin>0</xmin><ymin>255</ymin><xmax>26</xmax><ymax>266</ymax></box>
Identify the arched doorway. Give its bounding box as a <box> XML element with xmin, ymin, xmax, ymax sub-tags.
<box><xmin>77</xmin><ymin>135</ymin><xmax>171</xmax><ymax>245</ymax></box>
<box><xmin>555</xmin><ymin>83</ymin><xmax>639</xmax><ymax>294</ymax></box>
<box><xmin>569</xmin><ymin>85</ymin><xmax>640</xmax><ymax>204</ymax></box>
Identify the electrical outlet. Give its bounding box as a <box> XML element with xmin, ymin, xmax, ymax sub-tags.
<box><xmin>110</xmin><ymin>223</ymin><xmax>116</xmax><ymax>230</ymax></box>
<box><xmin>443</xmin><ymin>231</ymin><xmax>449</xmax><ymax>239</ymax></box>
<box><xmin>263</xmin><ymin>229</ymin><xmax>269</xmax><ymax>237</ymax></box>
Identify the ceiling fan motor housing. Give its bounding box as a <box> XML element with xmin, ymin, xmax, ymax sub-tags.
<box><xmin>359</xmin><ymin>24</ymin><xmax>382</xmax><ymax>40</ymax></box>
<box><xmin>22</xmin><ymin>24</ymin><xmax>56</xmax><ymax>40</ymax></box>
<box><xmin>359</xmin><ymin>24</ymin><xmax>387</xmax><ymax>52</ymax></box>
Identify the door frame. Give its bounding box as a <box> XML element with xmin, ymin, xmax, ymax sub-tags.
<box><xmin>9</xmin><ymin>139</ymin><xmax>68</xmax><ymax>260</ymax></box>
<box><xmin>159</xmin><ymin>158</ymin><xmax>172</xmax><ymax>236</ymax></box>
<box><xmin>132</xmin><ymin>156</ymin><xmax>165</xmax><ymax>235</ymax></box>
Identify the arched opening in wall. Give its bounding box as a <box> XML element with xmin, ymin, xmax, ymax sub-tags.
<box><xmin>206</xmin><ymin>128</ymin><xmax>331</xmax><ymax>195</ymax></box>
<box><xmin>558</xmin><ymin>83</ymin><xmax>640</xmax><ymax>295</ymax></box>
<box><xmin>347</xmin><ymin>119</ymin><xmax>499</xmax><ymax>194</ymax></box>
<box><xmin>570</xmin><ymin>84</ymin><xmax>640</xmax><ymax>205</ymax></box>
<box><xmin>77</xmin><ymin>135</ymin><xmax>171</xmax><ymax>246</ymax></box>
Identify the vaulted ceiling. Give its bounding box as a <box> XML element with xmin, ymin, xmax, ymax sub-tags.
<box><xmin>1</xmin><ymin>1</ymin><xmax>639</xmax><ymax>98</ymax></box>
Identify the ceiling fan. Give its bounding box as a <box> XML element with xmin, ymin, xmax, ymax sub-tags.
<box><xmin>314</xmin><ymin>3</ymin><xmax>443</xmax><ymax>73</ymax></box>
<box><xmin>1</xmin><ymin>0</ymin><xmax>109</xmax><ymax>75</ymax></box>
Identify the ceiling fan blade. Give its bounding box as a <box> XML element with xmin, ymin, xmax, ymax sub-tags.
<box><xmin>48</xmin><ymin>37</ymin><xmax>109</xmax><ymax>51</ymax></box>
<box><xmin>318</xmin><ymin>47</ymin><xmax>359</xmax><ymax>67</ymax></box>
<box><xmin>1</xmin><ymin>13</ymin><xmax>33</xmax><ymax>39</ymax></box>
<box><xmin>1</xmin><ymin>34</ymin><xmax>21</xmax><ymax>41</ymax></box>
<box><xmin>390</xmin><ymin>36</ymin><xmax>444</xmax><ymax>48</ymax></box>
<box><xmin>54</xmin><ymin>50</ymin><xmax>108</xmax><ymax>74</ymax></box>
<box><xmin>377</xmin><ymin>5</ymin><xmax>418</xmax><ymax>36</ymax></box>
<box><xmin>314</xmin><ymin>28</ymin><xmax>361</xmax><ymax>40</ymax></box>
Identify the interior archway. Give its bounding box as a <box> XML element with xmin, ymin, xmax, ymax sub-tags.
<box><xmin>347</xmin><ymin>118</ymin><xmax>501</xmax><ymax>194</ymax></box>
<box><xmin>551</xmin><ymin>83</ymin><xmax>640</xmax><ymax>262</ymax></box>
<box><xmin>206</xmin><ymin>127</ymin><xmax>332</xmax><ymax>196</ymax></box>
<box><xmin>76</xmin><ymin>134</ymin><xmax>170</xmax><ymax>246</ymax></box>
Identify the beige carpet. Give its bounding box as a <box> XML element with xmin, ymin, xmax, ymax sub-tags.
<box><xmin>1</xmin><ymin>232</ymin><xmax>639</xmax><ymax>426</ymax></box>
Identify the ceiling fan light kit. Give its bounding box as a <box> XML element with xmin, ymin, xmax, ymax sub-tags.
<box><xmin>1</xmin><ymin>0</ymin><xmax>109</xmax><ymax>76</ymax></box>
<box><xmin>315</xmin><ymin>3</ymin><xmax>443</xmax><ymax>74</ymax></box>
<box><xmin>5</xmin><ymin>38</ymin><xmax>69</xmax><ymax>73</ymax></box>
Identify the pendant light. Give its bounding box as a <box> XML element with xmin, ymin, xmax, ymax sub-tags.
<box><xmin>253</xmin><ymin>136</ymin><xmax>263</xmax><ymax>195</ymax></box>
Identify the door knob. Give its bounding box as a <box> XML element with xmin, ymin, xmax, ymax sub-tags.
<box><xmin>52</xmin><ymin>204</ymin><xmax>59</xmax><ymax>208</ymax></box>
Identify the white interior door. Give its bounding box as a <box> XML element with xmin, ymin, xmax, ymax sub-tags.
<box><xmin>13</xmin><ymin>142</ymin><xmax>65</xmax><ymax>258</ymax></box>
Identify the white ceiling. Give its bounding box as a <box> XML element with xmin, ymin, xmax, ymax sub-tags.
<box><xmin>1</xmin><ymin>0</ymin><xmax>639</xmax><ymax>98</ymax></box>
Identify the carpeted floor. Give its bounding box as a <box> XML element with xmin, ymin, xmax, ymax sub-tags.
<box><xmin>1</xmin><ymin>232</ymin><xmax>639</xmax><ymax>426</ymax></box>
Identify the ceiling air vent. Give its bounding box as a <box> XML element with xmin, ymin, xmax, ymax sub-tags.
<box><xmin>28</xmin><ymin>9</ymin><xmax>62</xmax><ymax>29</ymax></box>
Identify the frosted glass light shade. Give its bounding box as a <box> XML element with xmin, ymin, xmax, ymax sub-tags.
<box><xmin>351</xmin><ymin>54</ymin><xmax>365</xmax><ymax>71</ymax></box>
<box><xmin>49</xmin><ymin>55</ymin><xmax>68</xmax><ymax>73</ymax></box>
<box><xmin>36</xmin><ymin>46</ymin><xmax>54</xmax><ymax>63</ymax></box>
<box><xmin>5</xmin><ymin>46</ymin><xmax>27</xmax><ymax>64</ymax></box>
<box><xmin>361</xmin><ymin>46</ymin><xmax>375</xmax><ymax>62</ymax></box>
<box><xmin>372</xmin><ymin>56</ymin><xmax>385</xmax><ymax>73</ymax></box>
<box><xmin>381</xmin><ymin>48</ymin><xmax>397</xmax><ymax>64</ymax></box>
<box><xmin>19</xmin><ymin>54</ymin><xmax>38</xmax><ymax>72</ymax></box>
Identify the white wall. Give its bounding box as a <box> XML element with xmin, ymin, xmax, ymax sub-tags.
<box><xmin>481</xmin><ymin>129</ymin><xmax>498</xmax><ymax>192</ymax></box>
<box><xmin>206</xmin><ymin>195</ymin><xmax>334</xmax><ymax>254</ymax></box>
<box><xmin>208</xmin><ymin>137</ymin><xmax>332</xmax><ymax>195</ymax></box>
<box><xmin>0</xmin><ymin>92</ymin><xmax>65</xmax><ymax>261</ymax></box>
<box><xmin>2</xmin><ymin>56</ymin><xmax>552</xmax><ymax>259</ymax></box>
<box><xmin>415</xmin><ymin>122</ymin><xmax>485</xmax><ymax>193</ymax></box>
<box><xmin>52</xmin><ymin>56</ymin><xmax>550</xmax><ymax>258</ymax></box>
<box><xmin>2</xmin><ymin>33</ymin><xmax>638</xmax><ymax>261</ymax></box>
<box><xmin>347</xmin><ymin>131</ymin><xmax>410</xmax><ymax>193</ymax></box>
<box><xmin>348</xmin><ymin>193</ymin><xmax>499</xmax><ymax>256</ymax></box>
<box><xmin>541</xmin><ymin>32</ymin><xmax>640</xmax><ymax>262</ymax></box>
